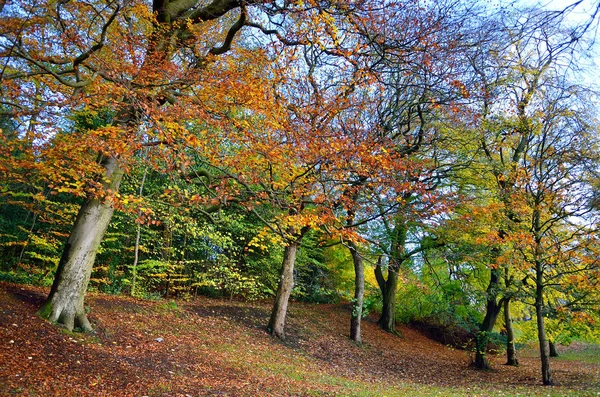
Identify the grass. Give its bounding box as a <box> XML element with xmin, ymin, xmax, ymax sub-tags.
<box><xmin>556</xmin><ymin>343</ymin><xmax>600</xmax><ymax>365</ymax></box>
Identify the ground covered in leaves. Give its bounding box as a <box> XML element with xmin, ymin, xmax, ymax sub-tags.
<box><xmin>1</xmin><ymin>283</ymin><xmax>599</xmax><ymax>396</ymax></box>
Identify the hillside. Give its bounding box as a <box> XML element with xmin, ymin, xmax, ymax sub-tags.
<box><xmin>1</xmin><ymin>283</ymin><xmax>598</xmax><ymax>397</ymax></box>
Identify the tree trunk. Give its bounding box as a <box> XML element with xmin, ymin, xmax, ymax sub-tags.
<box><xmin>375</xmin><ymin>216</ymin><xmax>407</xmax><ymax>335</ymax></box>
<box><xmin>131</xmin><ymin>165</ymin><xmax>147</xmax><ymax>297</ymax></box>
<box><xmin>536</xmin><ymin>296</ymin><xmax>552</xmax><ymax>385</ymax></box>
<box><xmin>348</xmin><ymin>240</ymin><xmax>364</xmax><ymax>344</ymax></box>
<box><xmin>504</xmin><ymin>298</ymin><xmax>519</xmax><ymax>366</ymax></box>
<box><xmin>131</xmin><ymin>222</ymin><xmax>141</xmax><ymax>297</ymax></box>
<box><xmin>475</xmin><ymin>268</ymin><xmax>502</xmax><ymax>370</ymax></box>
<box><xmin>549</xmin><ymin>340</ymin><xmax>558</xmax><ymax>357</ymax></box>
<box><xmin>37</xmin><ymin>156</ymin><xmax>123</xmax><ymax>331</ymax></box>
<box><xmin>267</xmin><ymin>241</ymin><xmax>299</xmax><ymax>340</ymax></box>
<box><xmin>533</xmin><ymin>204</ymin><xmax>552</xmax><ymax>385</ymax></box>
<box><xmin>376</xmin><ymin>264</ymin><xmax>398</xmax><ymax>333</ymax></box>
<box><xmin>17</xmin><ymin>212</ymin><xmax>37</xmax><ymax>266</ymax></box>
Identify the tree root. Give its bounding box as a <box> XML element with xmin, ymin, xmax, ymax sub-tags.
<box><xmin>37</xmin><ymin>301</ymin><xmax>93</xmax><ymax>332</ymax></box>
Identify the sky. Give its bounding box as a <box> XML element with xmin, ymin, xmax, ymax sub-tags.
<box><xmin>529</xmin><ymin>0</ymin><xmax>600</xmax><ymax>87</ymax></box>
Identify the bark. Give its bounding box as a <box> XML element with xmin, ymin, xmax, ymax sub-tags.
<box><xmin>267</xmin><ymin>241</ymin><xmax>299</xmax><ymax>340</ymax></box>
<box><xmin>37</xmin><ymin>156</ymin><xmax>123</xmax><ymax>331</ymax></box>
<box><xmin>534</xmin><ymin>205</ymin><xmax>552</xmax><ymax>385</ymax></box>
<box><xmin>536</xmin><ymin>295</ymin><xmax>552</xmax><ymax>385</ymax></box>
<box><xmin>375</xmin><ymin>217</ymin><xmax>407</xmax><ymax>334</ymax></box>
<box><xmin>131</xmin><ymin>166</ymin><xmax>147</xmax><ymax>297</ymax></box>
<box><xmin>131</xmin><ymin>223</ymin><xmax>141</xmax><ymax>296</ymax></box>
<box><xmin>348</xmin><ymin>240</ymin><xmax>364</xmax><ymax>344</ymax></box>
<box><xmin>376</xmin><ymin>263</ymin><xmax>398</xmax><ymax>333</ymax></box>
<box><xmin>504</xmin><ymin>298</ymin><xmax>519</xmax><ymax>366</ymax></box>
<box><xmin>549</xmin><ymin>340</ymin><xmax>559</xmax><ymax>357</ymax></box>
<box><xmin>475</xmin><ymin>268</ymin><xmax>503</xmax><ymax>370</ymax></box>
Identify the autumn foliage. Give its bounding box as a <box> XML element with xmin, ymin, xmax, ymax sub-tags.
<box><xmin>1</xmin><ymin>0</ymin><xmax>599</xmax><ymax>390</ymax></box>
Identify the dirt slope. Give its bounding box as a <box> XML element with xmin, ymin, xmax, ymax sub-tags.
<box><xmin>1</xmin><ymin>283</ymin><xmax>598</xmax><ymax>396</ymax></box>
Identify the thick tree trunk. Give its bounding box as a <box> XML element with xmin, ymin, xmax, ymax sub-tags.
<box><xmin>475</xmin><ymin>268</ymin><xmax>502</xmax><ymax>370</ymax></box>
<box><xmin>504</xmin><ymin>298</ymin><xmax>518</xmax><ymax>366</ymax></box>
<box><xmin>267</xmin><ymin>241</ymin><xmax>299</xmax><ymax>340</ymax></box>
<box><xmin>549</xmin><ymin>340</ymin><xmax>558</xmax><ymax>357</ymax></box>
<box><xmin>375</xmin><ymin>216</ymin><xmax>407</xmax><ymax>335</ymax></box>
<box><xmin>377</xmin><ymin>265</ymin><xmax>398</xmax><ymax>333</ymax></box>
<box><xmin>348</xmin><ymin>240</ymin><xmax>364</xmax><ymax>344</ymax></box>
<box><xmin>38</xmin><ymin>156</ymin><xmax>123</xmax><ymax>331</ymax></box>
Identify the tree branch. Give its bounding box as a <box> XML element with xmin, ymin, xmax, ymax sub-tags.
<box><xmin>209</xmin><ymin>6</ymin><xmax>246</xmax><ymax>55</ymax></box>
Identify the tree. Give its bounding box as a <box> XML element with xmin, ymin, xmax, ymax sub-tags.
<box><xmin>242</xmin><ymin>0</ymin><xmax>467</xmax><ymax>340</ymax></box>
<box><xmin>1</xmin><ymin>0</ymin><xmax>374</xmax><ymax>331</ymax></box>
<box><xmin>458</xmin><ymin>13</ymin><xmax>526</xmax><ymax>370</ymax></box>
<box><xmin>518</xmin><ymin>84</ymin><xmax>599</xmax><ymax>385</ymax></box>
<box><xmin>339</xmin><ymin>0</ymin><xmax>473</xmax><ymax>335</ymax></box>
<box><xmin>455</xmin><ymin>3</ymin><xmax>600</xmax><ymax>380</ymax></box>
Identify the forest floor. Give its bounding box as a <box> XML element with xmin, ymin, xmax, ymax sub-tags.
<box><xmin>1</xmin><ymin>282</ymin><xmax>599</xmax><ymax>397</ymax></box>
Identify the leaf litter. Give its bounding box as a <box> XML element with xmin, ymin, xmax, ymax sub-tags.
<box><xmin>1</xmin><ymin>282</ymin><xmax>598</xmax><ymax>396</ymax></box>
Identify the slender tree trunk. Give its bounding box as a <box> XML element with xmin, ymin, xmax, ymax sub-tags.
<box><xmin>131</xmin><ymin>166</ymin><xmax>147</xmax><ymax>297</ymax></box>
<box><xmin>268</xmin><ymin>241</ymin><xmax>299</xmax><ymax>340</ymax></box>
<box><xmin>348</xmin><ymin>240</ymin><xmax>364</xmax><ymax>344</ymax></box>
<box><xmin>475</xmin><ymin>268</ymin><xmax>502</xmax><ymax>370</ymax></box>
<box><xmin>474</xmin><ymin>308</ymin><xmax>501</xmax><ymax>369</ymax></box>
<box><xmin>37</xmin><ymin>156</ymin><xmax>123</xmax><ymax>331</ymax></box>
<box><xmin>536</xmin><ymin>294</ymin><xmax>552</xmax><ymax>385</ymax></box>
<box><xmin>533</xmin><ymin>204</ymin><xmax>552</xmax><ymax>385</ymax></box>
<box><xmin>549</xmin><ymin>340</ymin><xmax>558</xmax><ymax>357</ymax></box>
<box><xmin>131</xmin><ymin>223</ymin><xmax>141</xmax><ymax>297</ymax></box>
<box><xmin>504</xmin><ymin>298</ymin><xmax>518</xmax><ymax>366</ymax></box>
<box><xmin>17</xmin><ymin>212</ymin><xmax>37</xmax><ymax>266</ymax></box>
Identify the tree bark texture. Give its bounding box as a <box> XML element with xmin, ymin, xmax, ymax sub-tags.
<box><xmin>38</xmin><ymin>156</ymin><xmax>123</xmax><ymax>331</ymax></box>
<box><xmin>268</xmin><ymin>241</ymin><xmax>299</xmax><ymax>340</ymax></box>
<box><xmin>375</xmin><ymin>262</ymin><xmax>398</xmax><ymax>333</ymax></box>
<box><xmin>348</xmin><ymin>240</ymin><xmax>364</xmax><ymax>344</ymax></box>
<box><xmin>475</xmin><ymin>268</ymin><xmax>503</xmax><ymax>370</ymax></box>
<box><xmin>504</xmin><ymin>298</ymin><xmax>519</xmax><ymax>366</ymax></box>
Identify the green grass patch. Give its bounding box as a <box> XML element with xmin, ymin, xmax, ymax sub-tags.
<box><xmin>556</xmin><ymin>344</ymin><xmax>600</xmax><ymax>365</ymax></box>
<box><xmin>58</xmin><ymin>327</ymin><xmax>101</xmax><ymax>345</ymax></box>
